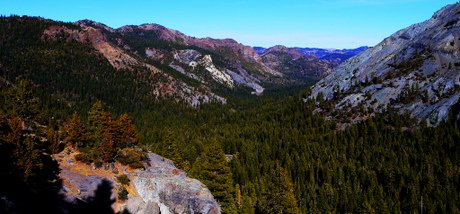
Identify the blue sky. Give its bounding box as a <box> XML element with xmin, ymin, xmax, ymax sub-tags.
<box><xmin>1</xmin><ymin>0</ymin><xmax>457</xmax><ymax>48</ymax></box>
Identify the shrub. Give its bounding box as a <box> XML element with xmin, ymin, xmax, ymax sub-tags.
<box><xmin>116</xmin><ymin>174</ymin><xmax>130</xmax><ymax>185</ymax></box>
<box><xmin>75</xmin><ymin>152</ymin><xmax>92</xmax><ymax>164</ymax></box>
<box><xmin>116</xmin><ymin>148</ymin><xmax>146</xmax><ymax>169</ymax></box>
<box><xmin>118</xmin><ymin>186</ymin><xmax>128</xmax><ymax>201</ymax></box>
<box><xmin>94</xmin><ymin>159</ymin><xmax>103</xmax><ymax>168</ymax></box>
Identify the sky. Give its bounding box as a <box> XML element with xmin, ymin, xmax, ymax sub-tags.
<box><xmin>0</xmin><ymin>0</ymin><xmax>457</xmax><ymax>49</ymax></box>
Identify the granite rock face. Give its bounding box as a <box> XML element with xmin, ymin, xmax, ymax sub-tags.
<box><xmin>310</xmin><ymin>3</ymin><xmax>460</xmax><ymax>126</ymax></box>
<box><xmin>56</xmin><ymin>151</ymin><xmax>220</xmax><ymax>214</ymax></box>
<box><xmin>126</xmin><ymin>153</ymin><xmax>220</xmax><ymax>214</ymax></box>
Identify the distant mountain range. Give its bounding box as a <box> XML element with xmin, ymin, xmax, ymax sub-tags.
<box><xmin>310</xmin><ymin>2</ymin><xmax>460</xmax><ymax>126</ymax></box>
<box><xmin>257</xmin><ymin>45</ymin><xmax>336</xmax><ymax>80</ymax></box>
<box><xmin>254</xmin><ymin>46</ymin><xmax>369</xmax><ymax>64</ymax></box>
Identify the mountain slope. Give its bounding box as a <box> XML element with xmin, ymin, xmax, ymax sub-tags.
<box><xmin>310</xmin><ymin>3</ymin><xmax>460</xmax><ymax>126</ymax></box>
<box><xmin>1</xmin><ymin>16</ymin><xmax>336</xmax><ymax>108</ymax></box>
<box><xmin>0</xmin><ymin>16</ymin><xmax>226</xmax><ymax>112</ymax></box>
<box><xmin>260</xmin><ymin>45</ymin><xmax>334</xmax><ymax>81</ymax></box>
<box><xmin>115</xmin><ymin>23</ymin><xmax>285</xmax><ymax>91</ymax></box>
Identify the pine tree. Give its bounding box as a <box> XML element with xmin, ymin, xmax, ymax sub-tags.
<box><xmin>162</xmin><ymin>129</ymin><xmax>190</xmax><ymax>171</ymax></box>
<box><xmin>117</xmin><ymin>113</ymin><xmax>138</xmax><ymax>148</ymax></box>
<box><xmin>2</xmin><ymin>80</ymin><xmax>39</xmax><ymax>123</ymax></box>
<box><xmin>191</xmin><ymin>142</ymin><xmax>237</xmax><ymax>214</ymax></box>
<box><xmin>258</xmin><ymin>163</ymin><xmax>301</xmax><ymax>214</ymax></box>
<box><xmin>88</xmin><ymin>101</ymin><xmax>107</xmax><ymax>142</ymax></box>
<box><xmin>62</xmin><ymin>112</ymin><xmax>88</xmax><ymax>148</ymax></box>
<box><xmin>98</xmin><ymin>113</ymin><xmax>117</xmax><ymax>162</ymax></box>
<box><xmin>46</xmin><ymin>127</ymin><xmax>62</xmax><ymax>154</ymax></box>
<box><xmin>14</xmin><ymin>137</ymin><xmax>43</xmax><ymax>182</ymax></box>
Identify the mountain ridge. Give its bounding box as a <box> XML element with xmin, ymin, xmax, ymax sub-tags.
<box><xmin>254</xmin><ymin>46</ymin><xmax>369</xmax><ymax>64</ymax></box>
<box><xmin>0</xmin><ymin>15</ymin><xmax>367</xmax><ymax>108</ymax></box>
<box><xmin>310</xmin><ymin>2</ymin><xmax>460</xmax><ymax>126</ymax></box>
<box><xmin>259</xmin><ymin>45</ymin><xmax>335</xmax><ymax>80</ymax></box>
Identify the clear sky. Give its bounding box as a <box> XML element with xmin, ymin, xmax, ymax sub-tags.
<box><xmin>1</xmin><ymin>0</ymin><xmax>457</xmax><ymax>49</ymax></box>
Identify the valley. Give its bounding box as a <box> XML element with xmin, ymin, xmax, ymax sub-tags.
<box><xmin>0</xmin><ymin>2</ymin><xmax>460</xmax><ymax>214</ymax></box>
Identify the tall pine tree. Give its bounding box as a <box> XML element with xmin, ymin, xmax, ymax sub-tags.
<box><xmin>62</xmin><ymin>112</ymin><xmax>89</xmax><ymax>149</ymax></box>
<box><xmin>258</xmin><ymin>162</ymin><xmax>301</xmax><ymax>214</ymax></box>
<box><xmin>191</xmin><ymin>142</ymin><xmax>236</xmax><ymax>214</ymax></box>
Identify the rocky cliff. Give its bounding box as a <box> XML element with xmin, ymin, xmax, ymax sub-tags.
<box><xmin>55</xmin><ymin>149</ymin><xmax>220</xmax><ymax>214</ymax></box>
<box><xmin>310</xmin><ymin>3</ymin><xmax>460</xmax><ymax>126</ymax></box>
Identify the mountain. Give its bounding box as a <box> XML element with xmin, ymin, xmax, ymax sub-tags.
<box><xmin>114</xmin><ymin>22</ymin><xmax>283</xmax><ymax>95</ymax></box>
<box><xmin>0</xmin><ymin>16</ymin><xmax>341</xmax><ymax>109</ymax></box>
<box><xmin>260</xmin><ymin>45</ymin><xmax>334</xmax><ymax>81</ymax></box>
<box><xmin>0</xmin><ymin>16</ymin><xmax>222</xmax><ymax>111</ymax></box>
<box><xmin>310</xmin><ymin>3</ymin><xmax>460</xmax><ymax>126</ymax></box>
<box><xmin>253</xmin><ymin>47</ymin><xmax>267</xmax><ymax>55</ymax></box>
<box><xmin>295</xmin><ymin>46</ymin><xmax>369</xmax><ymax>64</ymax></box>
<box><xmin>254</xmin><ymin>46</ymin><xmax>368</xmax><ymax>65</ymax></box>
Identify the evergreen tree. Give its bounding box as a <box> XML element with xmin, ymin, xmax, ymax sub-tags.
<box><xmin>191</xmin><ymin>142</ymin><xmax>237</xmax><ymax>214</ymax></box>
<box><xmin>163</xmin><ymin>128</ymin><xmax>190</xmax><ymax>171</ymax></box>
<box><xmin>88</xmin><ymin>101</ymin><xmax>107</xmax><ymax>142</ymax></box>
<box><xmin>46</xmin><ymin>127</ymin><xmax>62</xmax><ymax>154</ymax></box>
<box><xmin>98</xmin><ymin>113</ymin><xmax>117</xmax><ymax>163</ymax></box>
<box><xmin>2</xmin><ymin>80</ymin><xmax>39</xmax><ymax>123</ymax></box>
<box><xmin>258</xmin><ymin>163</ymin><xmax>301</xmax><ymax>214</ymax></box>
<box><xmin>14</xmin><ymin>137</ymin><xmax>43</xmax><ymax>183</ymax></box>
<box><xmin>117</xmin><ymin>113</ymin><xmax>138</xmax><ymax>148</ymax></box>
<box><xmin>62</xmin><ymin>112</ymin><xmax>89</xmax><ymax>148</ymax></box>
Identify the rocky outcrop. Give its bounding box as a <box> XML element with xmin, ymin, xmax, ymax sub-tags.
<box><xmin>55</xmin><ymin>150</ymin><xmax>220</xmax><ymax>214</ymax></box>
<box><xmin>126</xmin><ymin>153</ymin><xmax>219</xmax><ymax>214</ymax></box>
<box><xmin>310</xmin><ymin>3</ymin><xmax>460</xmax><ymax>126</ymax></box>
<box><xmin>226</xmin><ymin>69</ymin><xmax>265</xmax><ymax>95</ymax></box>
<box><xmin>197</xmin><ymin>55</ymin><xmax>235</xmax><ymax>88</ymax></box>
<box><xmin>144</xmin><ymin>46</ymin><xmax>265</xmax><ymax>94</ymax></box>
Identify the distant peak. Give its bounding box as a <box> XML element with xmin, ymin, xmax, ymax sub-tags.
<box><xmin>75</xmin><ymin>19</ymin><xmax>114</xmax><ymax>32</ymax></box>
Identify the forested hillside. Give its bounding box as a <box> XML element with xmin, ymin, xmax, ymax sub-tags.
<box><xmin>1</xmin><ymin>77</ymin><xmax>458</xmax><ymax>213</ymax></box>
<box><xmin>146</xmin><ymin>90</ymin><xmax>460</xmax><ymax>213</ymax></box>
